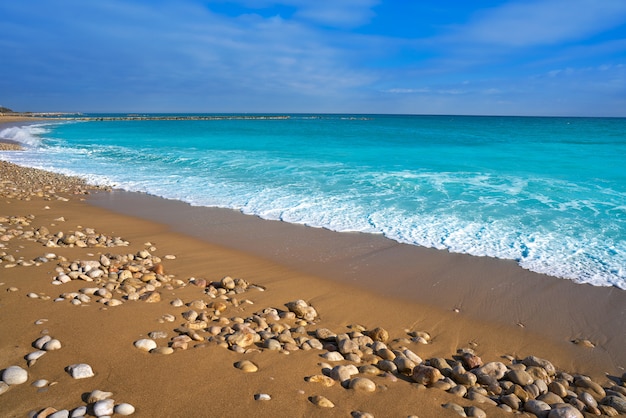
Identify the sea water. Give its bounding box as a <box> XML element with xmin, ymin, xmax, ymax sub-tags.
<box><xmin>1</xmin><ymin>114</ymin><xmax>625</xmax><ymax>289</ymax></box>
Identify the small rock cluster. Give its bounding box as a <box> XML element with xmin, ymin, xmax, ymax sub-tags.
<box><xmin>30</xmin><ymin>389</ymin><xmax>135</xmax><ymax>418</ymax></box>
<box><xmin>0</xmin><ymin>328</ymin><xmax>134</xmax><ymax>417</ymax></box>
<box><xmin>0</xmin><ymin>160</ymin><xmax>104</xmax><ymax>200</ymax></box>
<box><xmin>50</xmin><ymin>249</ymin><xmax>181</xmax><ymax>306</ymax></box>
<box><xmin>1</xmin><ymin>215</ymin><xmax>129</xmax><ymax>269</ymax></box>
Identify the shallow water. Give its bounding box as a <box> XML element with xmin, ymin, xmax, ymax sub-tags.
<box><xmin>1</xmin><ymin>114</ymin><xmax>625</xmax><ymax>288</ymax></box>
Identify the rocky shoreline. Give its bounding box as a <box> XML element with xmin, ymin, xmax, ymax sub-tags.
<box><xmin>1</xmin><ymin>148</ymin><xmax>625</xmax><ymax>416</ymax></box>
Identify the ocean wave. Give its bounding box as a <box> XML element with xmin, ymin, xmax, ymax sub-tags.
<box><xmin>0</xmin><ymin>123</ymin><xmax>57</xmax><ymax>147</ymax></box>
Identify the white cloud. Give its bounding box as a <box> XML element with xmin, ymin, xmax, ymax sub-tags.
<box><xmin>455</xmin><ymin>0</ymin><xmax>626</xmax><ymax>47</ymax></box>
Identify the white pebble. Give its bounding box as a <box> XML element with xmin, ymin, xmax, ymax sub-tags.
<box><xmin>34</xmin><ymin>335</ymin><xmax>52</xmax><ymax>349</ymax></box>
<box><xmin>254</xmin><ymin>393</ymin><xmax>272</xmax><ymax>401</ymax></box>
<box><xmin>27</xmin><ymin>292</ymin><xmax>39</xmax><ymax>299</ymax></box>
<box><xmin>70</xmin><ymin>406</ymin><xmax>87</xmax><ymax>417</ymax></box>
<box><xmin>2</xmin><ymin>365</ymin><xmax>28</xmax><ymax>385</ymax></box>
<box><xmin>93</xmin><ymin>399</ymin><xmax>114</xmax><ymax>416</ymax></box>
<box><xmin>0</xmin><ymin>381</ymin><xmax>9</xmax><ymax>395</ymax></box>
<box><xmin>31</xmin><ymin>379</ymin><xmax>48</xmax><ymax>388</ymax></box>
<box><xmin>49</xmin><ymin>410</ymin><xmax>70</xmax><ymax>418</ymax></box>
<box><xmin>133</xmin><ymin>339</ymin><xmax>157</xmax><ymax>352</ymax></box>
<box><xmin>43</xmin><ymin>339</ymin><xmax>62</xmax><ymax>351</ymax></box>
<box><xmin>26</xmin><ymin>350</ymin><xmax>47</xmax><ymax>361</ymax></box>
<box><xmin>114</xmin><ymin>403</ymin><xmax>136</xmax><ymax>415</ymax></box>
<box><xmin>67</xmin><ymin>363</ymin><xmax>94</xmax><ymax>379</ymax></box>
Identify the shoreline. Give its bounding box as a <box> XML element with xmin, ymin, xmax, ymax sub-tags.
<box><xmin>1</xmin><ymin>122</ymin><xmax>625</xmax><ymax>416</ymax></box>
<box><xmin>88</xmin><ymin>189</ymin><xmax>626</xmax><ymax>371</ymax></box>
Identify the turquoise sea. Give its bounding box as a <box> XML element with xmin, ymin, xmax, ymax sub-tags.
<box><xmin>1</xmin><ymin>114</ymin><xmax>625</xmax><ymax>289</ymax></box>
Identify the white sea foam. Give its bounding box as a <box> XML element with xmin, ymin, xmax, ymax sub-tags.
<box><xmin>0</xmin><ymin>124</ymin><xmax>53</xmax><ymax>147</ymax></box>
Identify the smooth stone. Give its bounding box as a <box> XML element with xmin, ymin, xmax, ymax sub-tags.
<box><xmin>524</xmin><ymin>399</ymin><xmax>551</xmax><ymax>415</ymax></box>
<box><xmin>254</xmin><ymin>393</ymin><xmax>271</xmax><ymax>401</ymax></box>
<box><xmin>148</xmin><ymin>331</ymin><xmax>168</xmax><ymax>339</ymax></box>
<box><xmin>310</xmin><ymin>395</ymin><xmax>334</xmax><ymax>408</ymax></box>
<box><xmin>114</xmin><ymin>403</ymin><xmax>136</xmax><ymax>415</ymax></box>
<box><xmin>67</xmin><ymin>363</ymin><xmax>94</xmax><ymax>379</ymax></box>
<box><xmin>449</xmin><ymin>384</ymin><xmax>467</xmax><ymax>398</ymax></box>
<box><xmin>476</xmin><ymin>362</ymin><xmax>507</xmax><ymax>380</ymax></box>
<box><xmin>538</xmin><ymin>391</ymin><xmax>564</xmax><ymax>405</ymax></box>
<box><xmin>43</xmin><ymin>339</ymin><xmax>62</xmax><ymax>351</ymax></box>
<box><xmin>522</xmin><ymin>356</ymin><xmax>556</xmax><ymax>376</ymax></box>
<box><xmin>151</xmin><ymin>347</ymin><xmax>174</xmax><ymax>355</ymax></box>
<box><xmin>321</xmin><ymin>351</ymin><xmax>344</xmax><ymax>362</ymax></box>
<box><xmin>87</xmin><ymin>390</ymin><xmax>113</xmax><ymax>403</ymax></box>
<box><xmin>307</xmin><ymin>375</ymin><xmax>335</xmax><ymax>387</ymax></box>
<box><xmin>34</xmin><ymin>335</ymin><xmax>52</xmax><ymax>349</ymax></box>
<box><xmin>367</xmin><ymin>327</ymin><xmax>389</xmax><ymax>343</ymax></box>
<box><xmin>351</xmin><ymin>411</ymin><xmax>374</xmax><ymax>418</ymax></box>
<box><xmin>133</xmin><ymin>339</ymin><xmax>157</xmax><ymax>352</ymax></box>
<box><xmin>574</xmin><ymin>376</ymin><xmax>606</xmax><ymax>398</ymax></box>
<box><xmin>49</xmin><ymin>411</ymin><xmax>70</xmax><ymax>418</ymax></box>
<box><xmin>548</xmin><ymin>405</ymin><xmax>584</xmax><ymax>418</ymax></box>
<box><xmin>466</xmin><ymin>406</ymin><xmax>486</xmax><ymax>418</ymax></box>
<box><xmin>500</xmin><ymin>393</ymin><xmax>521</xmax><ymax>410</ymax></box>
<box><xmin>0</xmin><ymin>381</ymin><xmax>9</xmax><ymax>395</ymax></box>
<box><xmin>235</xmin><ymin>360</ymin><xmax>258</xmax><ymax>373</ymax></box>
<box><xmin>349</xmin><ymin>377</ymin><xmax>376</xmax><ymax>392</ymax></box>
<box><xmin>467</xmin><ymin>391</ymin><xmax>497</xmax><ymax>406</ymax></box>
<box><xmin>2</xmin><ymin>365</ymin><xmax>28</xmax><ymax>385</ymax></box>
<box><xmin>602</xmin><ymin>396</ymin><xmax>626</xmax><ymax>414</ymax></box>
<box><xmin>93</xmin><ymin>399</ymin><xmax>115</xmax><ymax>417</ymax></box>
<box><xmin>70</xmin><ymin>406</ymin><xmax>87</xmax><ymax>417</ymax></box>
<box><xmin>31</xmin><ymin>379</ymin><xmax>48</xmax><ymax>388</ymax></box>
<box><xmin>411</xmin><ymin>365</ymin><xmax>442</xmax><ymax>386</ymax></box>
<box><xmin>507</xmin><ymin>369</ymin><xmax>534</xmax><ymax>386</ymax></box>
<box><xmin>26</xmin><ymin>350</ymin><xmax>47</xmax><ymax>361</ymax></box>
<box><xmin>442</xmin><ymin>402</ymin><xmax>467</xmax><ymax>417</ymax></box>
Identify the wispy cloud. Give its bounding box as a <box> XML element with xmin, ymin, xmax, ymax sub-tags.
<box><xmin>449</xmin><ymin>0</ymin><xmax>626</xmax><ymax>47</ymax></box>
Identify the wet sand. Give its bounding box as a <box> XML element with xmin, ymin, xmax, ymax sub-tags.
<box><xmin>1</xmin><ymin>119</ymin><xmax>625</xmax><ymax>417</ymax></box>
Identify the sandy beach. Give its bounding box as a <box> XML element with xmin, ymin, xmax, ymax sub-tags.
<box><xmin>1</xmin><ymin>117</ymin><xmax>625</xmax><ymax>417</ymax></box>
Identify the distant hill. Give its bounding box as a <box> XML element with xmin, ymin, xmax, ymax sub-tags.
<box><xmin>0</xmin><ymin>106</ymin><xmax>15</xmax><ymax>113</ymax></box>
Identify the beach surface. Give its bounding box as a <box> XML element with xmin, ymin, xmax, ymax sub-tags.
<box><xmin>1</xmin><ymin>117</ymin><xmax>625</xmax><ymax>417</ymax></box>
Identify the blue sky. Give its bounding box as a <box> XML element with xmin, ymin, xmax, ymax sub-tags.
<box><xmin>1</xmin><ymin>0</ymin><xmax>625</xmax><ymax>116</ymax></box>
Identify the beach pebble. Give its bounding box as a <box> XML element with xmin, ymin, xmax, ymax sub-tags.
<box><xmin>306</xmin><ymin>374</ymin><xmax>335</xmax><ymax>387</ymax></box>
<box><xmin>548</xmin><ymin>405</ymin><xmax>584</xmax><ymax>418</ymax></box>
<box><xmin>411</xmin><ymin>365</ymin><xmax>442</xmax><ymax>386</ymax></box>
<box><xmin>66</xmin><ymin>363</ymin><xmax>94</xmax><ymax>379</ymax></box>
<box><xmin>134</xmin><ymin>338</ymin><xmax>157</xmax><ymax>352</ymax></box>
<box><xmin>87</xmin><ymin>389</ymin><xmax>113</xmax><ymax>403</ymax></box>
<box><xmin>442</xmin><ymin>402</ymin><xmax>467</xmax><ymax>417</ymax></box>
<box><xmin>524</xmin><ymin>399</ymin><xmax>551</xmax><ymax>415</ymax></box>
<box><xmin>321</xmin><ymin>351</ymin><xmax>344</xmax><ymax>362</ymax></box>
<box><xmin>234</xmin><ymin>360</ymin><xmax>258</xmax><ymax>373</ymax></box>
<box><xmin>602</xmin><ymin>396</ymin><xmax>626</xmax><ymax>414</ymax></box>
<box><xmin>349</xmin><ymin>377</ymin><xmax>376</xmax><ymax>392</ymax></box>
<box><xmin>31</xmin><ymin>379</ymin><xmax>48</xmax><ymax>388</ymax></box>
<box><xmin>70</xmin><ymin>406</ymin><xmax>87</xmax><ymax>417</ymax></box>
<box><xmin>285</xmin><ymin>299</ymin><xmax>318</xmax><ymax>321</ymax></box>
<box><xmin>26</xmin><ymin>350</ymin><xmax>47</xmax><ymax>362</ymax></box>
<box><xmin>367</xmin><ymin>327</ymin><xmax>389</xmax><ymax>343</ymax></box>
<box><xmin>507</xmin><ymin>369</ymin><xmax>534</xmax><ymax>386</ymax></box>
<box><xmin>114</xmin><ymin>403</ymin><xmax>136</xmax><ymax>415</ymax></box>
<box><xmin>34</xmin><ymin>335</ymin><xmax>52</xmax><ymax>349</ymax></box>
<box><xmin>351</xmin><ymin>411</ymin><xmax>374</xmax><ymax>418</ymax></box>
<box><xmin>49</xmin><ymin>410</ymin><xmax>70</xmax><ymax>418</ymax></box>
<box><xmin>254</xmin><ymin>393</ymin><xmax>271</xmax><ymax>401</ymax></box>
<box><xmin>2</xmin><ymin>365</ymin><xmax>28</xmax><ymax>385</ymax></box>
<box><xmin>43</xmin><ymin>339</ymin><xmax>62</xmax><ymax>351</ymax></box>
<box><xmin>93</xmin><ymin>399</ymin><xmax>115</xmax><ymax>417</ymax></box>
<box><xmin>310</xmin><ymin>395</ymin><xmax>334</xmax><ymax>408</ymax></box>
<box><xmin>0</xmin><ymin>381</ymin><xmax>9</xmax><ymax>395</ymax></box>
<box><xmin>152</xmin><ymin>347</ymin><xmax>174</xmax><ymax>355</ymax></box>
